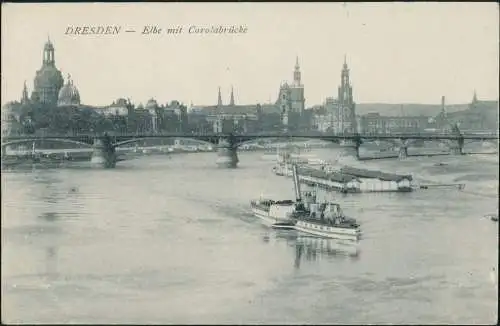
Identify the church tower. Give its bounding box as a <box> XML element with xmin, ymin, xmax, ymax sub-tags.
<box><xmin>21</xmin><ymin>81</ymin><xmax>30</xmax><ymax>104</ymax></box>
<box><xmin>229</xmin><ymin>86</ymin><xmax>235</xmax><ymax>106</ymax></box>
<box><xmin>31</xmin><ymin>37</ymin><xmax>64</xmax><ymax>106</ymax></box>
<box><xmin>470</xmin><ymin>89</ymin><xmax>479</xmax><ymax>110</ymax></box>
<box><xmin>217</xmin><ymin>87</ymin><xmax>223</xmax><ymax>107</ymax></box>
<box><xmin>293</xmin><ymin>56</ymin><xmax>301</xmax><ymax>86</ymax></box>
<box><xmin>337</xmin><ymin>56</ymin><xmax>356</xmax><ymax>133</ymax></box>
<box><xmin>289</xmin><ymin>56</ymin><xmax>305</xmax><ymax>115</ymax></box>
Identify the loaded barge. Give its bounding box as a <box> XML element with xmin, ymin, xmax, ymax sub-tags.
<box><xmin>339</xmin><ymin>166</ymin><xmax>414</xmax><ymax>192</ymax></box>
<box><xmin>273</xmin><ymin>162</ymin><xmax>414</xmax><ymax>193</ymax></box>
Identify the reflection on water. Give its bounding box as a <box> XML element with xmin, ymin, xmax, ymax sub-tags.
<box><xmin>39</xmin><ymin>212</ymin><xmax>58</xmax><ymax>222</ymax></box>
<box><xmin>45</xmin><ymin>246</ymin><xmax>59</xmax><ymax>281</ymax></box>
<box><xmin>266</xmin><ymin>230</ymin><xmax>360</xmax><ymax>269</ymax></box>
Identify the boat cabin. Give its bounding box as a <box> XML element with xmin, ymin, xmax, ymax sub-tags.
<box><xmin>252</xmin><ymin>199</ymin><xmax>294</xmax><ymax>207</ymax></box>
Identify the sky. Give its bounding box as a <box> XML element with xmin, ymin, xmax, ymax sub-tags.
<box><xmin>1</xmin><ymin>3</ymin><xmax>498</xmax><ymax>107</ymax></box>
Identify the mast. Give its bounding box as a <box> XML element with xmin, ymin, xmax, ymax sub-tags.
<box><xmin>291</xmin><ymin>163</ymin><xmax>302</xmax><ymax>202</ymax></box>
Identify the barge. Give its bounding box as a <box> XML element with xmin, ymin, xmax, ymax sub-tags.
<box><xmin>297</xmin><ymin>166</ymin><xmax>361</xmax><ymax>193</ymax></box>
<box><xmin>339</xmin><ymin>166</ymin><xmax>414</xmax><ymax>192</ymax></box>
<box><xmin>273</xmin><ymin>161</ymin><xmax>415</xmax><ymax>193</ymax></box>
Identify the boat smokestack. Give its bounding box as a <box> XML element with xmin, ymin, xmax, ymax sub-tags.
<box><xmin>291</xmin><ymin>163</ymin><xmax>302</xmax><ymax>201</ymax></box>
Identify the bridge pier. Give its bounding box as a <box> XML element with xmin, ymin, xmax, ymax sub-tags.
<box><xmin>398</xmin><ymin>146</ymin><xmax>408</xmax><ymax>160</ymax></box>
<box><xmin>90</xmin><ymin>137</ymin><xmax>116</xmax><ymax>168</ymax></box>
<box><xmin>216</xmin><ymin>137</ymin><xmax>238</xmax><ymax>168</ymax></box>
<box><xmin>450</xmin><ymin>136</ymin><xmax>464</xmax><ymax>155</ymax></box>
<box><xmin>339</xmin><ymin>139</ymin><xmax>360</xmax><ymax>160</ymax></box>
<box><xmin>397</xmin><ymin>139</ymin><xmax>410</xmax><ymax>160</ymax></box>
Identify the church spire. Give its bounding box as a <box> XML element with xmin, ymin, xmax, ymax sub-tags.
<box><xmin>230</xmin><ymin>85</ymin><xmax>235</xmax><ymax>106</ymax></box>
<box><xmin>217</xmin><ymin>87</ymin><xmax>222</xmax><ymax>107</ymax></box>
<box><xmin>338</xmin><ymin>56</ymin><xmax>355</xmax><ymax>133</ymax></box>
<box><xmin>341</xmin><ymin>55</ymin><xmax>350</xmax><ymax>86</ymax></box>
<box><xmin>293</xmin><ymin>56</ymin><xmax>301</xmax><ymax>86</ymax></box>
<box><xmin>472</xmin><ymin>89</ymin><xmax>478</xmax><ymax>103</ymax></box>
<box><xmin>21</xmin><ymin>81</ymin><xmax>29</xmax><ymax>104</ymax></box>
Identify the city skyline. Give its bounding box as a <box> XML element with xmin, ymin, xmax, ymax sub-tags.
<box><xmin>1</xmin><ymin>3</ymin><xmax>498</xmax><ymax>107</ymax></box>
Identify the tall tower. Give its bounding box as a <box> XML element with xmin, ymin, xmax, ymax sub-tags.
<box><xmin>31</xmin><ymin>37</ymin><xmax>64</xmax><ymax>105</ymax></box>
<box><xmin>217</xmin><ymin>87</ymin><xmax>222</xmax><ymax>107</ymax></box>
<box><xmin>469</xmin><ymin>89</ymin><xmax>479</xmax><ymax>111</ymax></box>
<box><xmin>293</xmin><ymin>56</ymin><xmax>301</xmax><ymax>86</ymax></box>
<box><xmin>229</xmin><ymin>85</ymin><xmax>235</xmax><ymax>106</ymax></box>
<box><xmin>337</xmin><ymin>55</ymin><xmax>356</xmax><ymax>133</ymax></box>
<box><xmin>289</xmin><ymin>56</ymin><xmax>305</xmax><ymax>115</ymax></box>
<box><xmin>21</xmin><ymin>81</ymin><xmax>29</xmax><ymax>104</ymax></box>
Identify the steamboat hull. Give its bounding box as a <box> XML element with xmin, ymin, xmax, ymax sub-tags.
<box><xmin>294</xmin><ymin>220</ymin><xmax>361</xmax><ymax>241</ymax></box>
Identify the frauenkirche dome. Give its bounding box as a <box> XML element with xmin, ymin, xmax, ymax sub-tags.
<box><xmin>31</xmin><ymin>38</ymin><xmax>64</xmax><ymax>105</ymax></box>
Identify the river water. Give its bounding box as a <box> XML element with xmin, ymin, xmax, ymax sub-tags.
<box><xmin>1</xmin><ymin>149</ymin><xmax>498</xmax><ymax>324</ymax></box>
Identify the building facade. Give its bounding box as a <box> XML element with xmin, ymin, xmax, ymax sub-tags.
<box><xmin>357</xmin><ymin>112</ymin><xmax>429</xmax><ymax>134</ymax></box>
<box><xmin>445</xmin><ymin>91</ymin><xmax>499</xmax><ymax>132</ymax></box>
<box><xmin>311</xmin><ymin>97</ymin><xmax>340</xmax><ymax>133</ymax></box>
<box><xmin>193</xmin><ymin>86</ymin><xmax>261</xmax><ymax>134</ymax></box>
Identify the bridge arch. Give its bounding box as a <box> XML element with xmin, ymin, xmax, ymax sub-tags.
<box><xmin>359</xmin><ymin>138</ymin><xmax>401</xmax><ymax>149</ymax></box>
<box><xmin>113</xmin><ymin>136</ymin><xmax>216</xmax><ymax>148</ymax></box>
<box><xmin>235</xmin><ymin>137</ymin><xmax>316</xmax><ymax>148</ymax></box>
<box><xmin>463</xmin><ymin>138</ymin><xmax>498</xmax><ymax>146</ymax></box>
<box><xmin>462</xmin><ymin>138</ymin><xmax>498</xmax><ymax>151</ymax></box>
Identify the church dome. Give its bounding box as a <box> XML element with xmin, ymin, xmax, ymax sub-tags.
<box><xmin>31</xmin><ymin>38</ymin><xmax>65</xmax><ymax>105</ymax></box>
<box><xmin>34</xmin><ymin>65</ymin><xmax>64</xmax><ymax>89</ymax></box>
<box><xmin>145</xmin><ymin>98</ymin><xmax>158</xmax><ymax>110</ymax></box>
<box><xmin>57</xmin><ymin>74</ymin><xmax>80</xmax><ymax>106</ymax></box>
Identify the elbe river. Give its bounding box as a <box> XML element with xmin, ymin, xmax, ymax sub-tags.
<box><xmin>1</xmin><ymin>149</ymin><xmax>498</xmax><ymax>324</ymax></box>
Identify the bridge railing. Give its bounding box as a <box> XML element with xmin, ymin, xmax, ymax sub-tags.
<box><xmin>2</xmin><ymin>130</ymin><xmax>499</xmax><ymax>141</ymax></box>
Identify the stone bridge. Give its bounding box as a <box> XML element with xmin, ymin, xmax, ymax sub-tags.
<box><xmin>1</xmin><ymin>131</ymin><xmax>498</xmax><ymax>168</ymax></box>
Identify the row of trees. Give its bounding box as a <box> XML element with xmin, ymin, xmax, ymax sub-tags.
<box><xmin>4</xmin><ymin>102</ymin><xmax>316</xmax><ymax>137</ymax></box>
<box><xmin>7</xmin><ymin>103</ymin><xmax>189</xmax><ymax>136</ymax></box>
